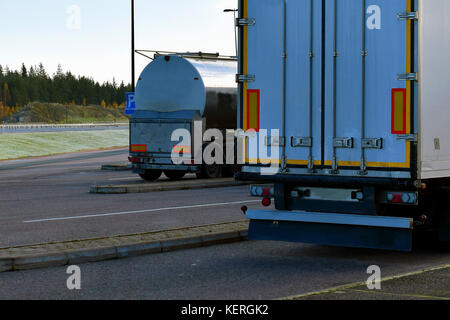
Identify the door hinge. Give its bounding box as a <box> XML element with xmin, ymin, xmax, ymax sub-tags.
<box><xmin>397</xmin><ymin>73</ymin><xmax>417</xmax><ymax>81</ymax></box>
<box><xmin>236</xmin><ymin>18</ymin><xmax>256</xmax><ymax>27</ymax></box>
<box><xmin>397</xmin><ymin>134</ymin><xmax>418</xmax><ymax>143</ymax></box>
<box><xmin>334</xmin><ymin>137</ymin><xmax>354</xmax><ymax>149</ymax></box>
<box><xmin>291</xmin><ymin>137</ymin><xmax>312</xmax><ymax>148</ymax></box>
<box><xmin>362</xmin><ymin>138</ymin><xmax>383</xmax><ymax>150</ymax></box>
<box><xmin>236</xmin><ymin>74</ymin><xmax>255</xmax><ymax>83</ymax></box>
<box><xmin>265</xmin><ymin>136</ymin><xmax>286</xmax><ymax>147</ymax></box>
<box><xmin>397</xmin><ymin>12</ymin><xmax>418</xmax><ymax>21</ymax></box>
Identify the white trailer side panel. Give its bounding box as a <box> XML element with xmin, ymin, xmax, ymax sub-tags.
<box><xmin>419</xmin><ymin>0</ymin><xmax>450</xmax><ymax>179</ymax></box>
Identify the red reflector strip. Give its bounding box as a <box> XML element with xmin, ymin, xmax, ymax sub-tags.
<box><xmin>391</xmin><ymin>88</ymin><xmax>407</xmax><ymax>134</ymax></box>
<box><xmin>131</xmin><ymin>144</ymin><xmax>147</xmax><ymax>152</ymax></box>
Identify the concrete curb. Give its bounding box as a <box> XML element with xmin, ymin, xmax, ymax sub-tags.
<box><xmin>0</xmin><ymin>221</ymin><xmax>249</xmax><ymax>272</ymax></box>
<box><xmin>90</xmin><ymin>178</ymin><xmax>250</xmax><ymax>194</ymax></box>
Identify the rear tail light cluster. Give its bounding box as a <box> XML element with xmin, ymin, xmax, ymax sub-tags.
<box><xmin>386</xmin><ymin>192</ymin><xmax>417</xmax><ymax>205</ymax></box>
<box><xmin>250</xmin><ymin>185</ymin><xmax>274</xmax><ymax>207</ymax></box>
<box><xmin>128</xmin><ymin>157</ymin><xmax>144</xmax><ymax>164</ymax></box>
<box><xmin>250</xmin><ymin>185</ymin><xmax>274</xmax><ymax>197</ymax></box>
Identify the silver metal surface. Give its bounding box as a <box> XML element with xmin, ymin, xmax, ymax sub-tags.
<box><xmin>135</xmin><ymin>54</ymin><xmax>238</xmax><ymax>130</ymax></box>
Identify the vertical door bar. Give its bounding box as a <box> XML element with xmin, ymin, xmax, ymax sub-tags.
<box><xmin>237</xmin><ymin>0</ymin><xmax>243</xmax><ymax>129</ymax></box>
<box><xmin>308</xmin><ymin>0</ymin><xmax>315</xmax><ymax>171</ymax></box>
<box><xmin>331</xmin><ymin>0</ymin><xmax>338</xmax><ymax>174</ymax></box>
<box><xmin>360</xmin><ymin>0</ymin><xmax>368</xmax><ymax>175</ymax></box>
<box><xmin>281</xmin><ymin>0</ymin><xmax>287</xmax><ymax>170</ymax></box>
<box><xmin>131</xmin><ymin>0</ymin><xmax>135</xmax><ymax>92</ymax></box>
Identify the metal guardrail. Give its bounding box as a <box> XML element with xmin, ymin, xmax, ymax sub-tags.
<box><xmin>0</xmin><ymin>122</ymin><xmax>129</xmax><ymax>130</ymax></box>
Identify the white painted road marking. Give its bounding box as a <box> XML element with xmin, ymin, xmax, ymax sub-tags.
<box><xmin>23</xmin><ymin>200</ymin><xmax>260</xmax><ymax>223</ymax></box>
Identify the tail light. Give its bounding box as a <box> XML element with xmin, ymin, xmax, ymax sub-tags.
<box><xmin>386</xmin><ymin>192</ymin><xmax>417</xmax><ymax>205</ymax></box>
<box><xmin>262</xmin><ymin>198</ymin><xmax>272</xmax><ymax>207</ymax></box>
<box><xmin>128</xmin><ymin>157</ymin><xmax>144</xmax><ymax>164</ymax></box>
<box><xmin>250</xmin><ymin>185</ymin><xmax>274</xmax><ymax>197</ymax></box>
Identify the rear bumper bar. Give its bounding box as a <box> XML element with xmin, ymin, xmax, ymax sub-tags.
<box><xmin>246</xmin><ymin>210</ymin><xmax>414</xmax><ymax>252</ymax></box>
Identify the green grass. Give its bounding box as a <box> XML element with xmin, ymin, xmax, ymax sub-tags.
<box><xmin>0</xmin><ymin>130</ymin><xmax>129</xmax><ymax>160</ymax></box>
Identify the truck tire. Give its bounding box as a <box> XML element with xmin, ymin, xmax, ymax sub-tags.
<box><xmin>139</xmin><ymin>170</ymin><xmax>162</xmax><ymax>182</ymax></box>
<box><xmin>196</xmin><ymin>164</ymin><xmax>222</xmax><ymax>179</ymax></box>
<box><xmin>164</xmin><ymin>170</ymin><xmax>186</xmax><ymax>180</ymax></box>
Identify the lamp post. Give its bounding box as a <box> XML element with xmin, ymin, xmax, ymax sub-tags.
<box><xmin>131</xmin><ymin>0</ymin><xmax>135</xmax><ymax>92</ymax></box>
<box><xmin>223</xmin><ymin>9</ymin><xmax>238</xmax><ymax>57</ymax></box>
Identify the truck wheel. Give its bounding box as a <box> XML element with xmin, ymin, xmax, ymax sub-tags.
<box><xmin>139</xmin><ymin>170</ymin><xmax>162</xmax><ymax>182</ymax></box>
<box><xmin>199</xmin><ymin>164</ymin><xmax>222</xmax><ymax>179</ymax></box>
<box><xmin>164</xmin><ymin>170</ymin><xmax>186</xmax><ymax>180</ymax></box>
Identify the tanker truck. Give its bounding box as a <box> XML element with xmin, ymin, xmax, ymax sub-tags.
<box><xmin>129</xmin><ymin>52</ymin><xmax>238</xmax><ymax>181</ymax></box>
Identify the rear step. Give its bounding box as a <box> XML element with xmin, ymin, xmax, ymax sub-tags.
<box><xmin>246</xmin><ymin>210</ymin><xmax>413</xmax><ymax>252</ymax></box>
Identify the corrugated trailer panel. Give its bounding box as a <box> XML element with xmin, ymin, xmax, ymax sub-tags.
<box><xmin>240</xmin><ymin>0</ymin><xmax>419</xmax><ymax>180</ymax></box>
<box><xmin>323</xmin><ymin>0</ymin><xmax>411</xmax><ymax>172</ymax></box>
<box><xmin>419</xmin><ymin>0</ymin><xmax>450</xmax><ymax>179</ymax></box>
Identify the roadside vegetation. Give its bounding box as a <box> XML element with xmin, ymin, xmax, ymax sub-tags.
<box><xmin>9</xmin><ymin>102</ymin><xmax>129</xmax><ymax>124</ymax></box>
<box><xmin>0</xmin><ymin>63</ymin><xmax>131</xmax><ymax>123</ymax></box>
<box><xmin>0</xmin><ymin>130</ymin><xmax>129</xmax><ymax>160</ymax></box>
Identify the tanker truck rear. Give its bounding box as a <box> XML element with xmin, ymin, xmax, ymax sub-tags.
<box><xmin>129</xmin><ymin>52</ymin><xmax>238</xmax><ymax>181</ymax></box>
<box><xmin>236</xmin><ymin>0</ymin><xmax>450</xmax><ymax>251</ymax></box>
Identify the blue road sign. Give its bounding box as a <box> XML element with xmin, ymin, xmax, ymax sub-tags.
<box><xmin>125</xmin><ymin>92</ymin><xmax>136</xmax><ymax>115</ymax></box>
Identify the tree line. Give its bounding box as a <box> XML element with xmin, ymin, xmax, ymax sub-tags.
<box><xmin>0</xmin><ymin>63</ymin><xmax>131</xmax><ymax>120</ymax></box>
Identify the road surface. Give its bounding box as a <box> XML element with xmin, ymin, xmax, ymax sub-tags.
<box><xmin>0</xmin><ymin>148</ymin><xmax>449</xmax><ymax>301</ymax></box>
<box><xmin>0</xmin><ymin>148</ymin><xmax>258</xmax><ymax>247</ymax></box>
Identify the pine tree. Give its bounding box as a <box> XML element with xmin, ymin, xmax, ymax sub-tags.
<box><xmin>56</xmin><ymin>64</ymin><xmax>63</xmax><ymax>77</ymax></box>
<box><xmin>0</xmin><ymin>62</ymin><xmax>131</xmax><ymax>111</ymax></box>
<box><xmin>3</xmin><ymin>83</ymin><xmax>11</xmax><ymax>106</ymax></box>
<box><xmin>21</xmin><ymin>64</ymin><xmax>27</xmax><ymax>78</ymax></box>
<box><xmin>37</xmin><ymin>63</ymin><xmax>47</xmax><ymax>78</ymax></box>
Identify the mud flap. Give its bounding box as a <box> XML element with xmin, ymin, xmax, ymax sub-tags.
<box><xmin>247</xmin><ymin>210</ymin><xmax>413</xmax><ymax>252</ymax></box>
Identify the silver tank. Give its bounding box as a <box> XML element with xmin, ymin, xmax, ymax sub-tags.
<box><xmin>135</xmin><ymin>54</ymin><xmax>237</xmax><ymax>129</ymax></box>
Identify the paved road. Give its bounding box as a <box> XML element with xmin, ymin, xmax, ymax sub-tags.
<box><xmin>0</xmin><ymin>148</ymin><xmax>259</xmax><ymax>247</ymax></box>
<box><xmin>0</xmin><ymin>239</ymin><xmax>448</xmax><ymax>300</ymax></box>
<box><xmin>0</xmin><ymin>148</ymin><xmax>449</xmax><ymax>301</ymax></box>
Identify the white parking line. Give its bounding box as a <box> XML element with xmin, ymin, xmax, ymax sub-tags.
<box><xmin>23</xmin><ymin>200</ymin><xmax>260</xmax><ymax>223</ymax></box>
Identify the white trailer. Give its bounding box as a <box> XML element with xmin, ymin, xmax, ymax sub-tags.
<box><xmin>236</xmin><ymin>0</ymin><xmax>450</xmax><ymax>251</ymax></box>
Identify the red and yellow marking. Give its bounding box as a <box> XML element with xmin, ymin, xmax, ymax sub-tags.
<box><xmin>130</xmin><ymin>144</ymin><xmax>147</xmax><ymax>153</ymax></box>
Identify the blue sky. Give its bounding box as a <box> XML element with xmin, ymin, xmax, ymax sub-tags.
<box><xmin>0</xmin><ymin>0</ymin><xmax>237</xmax><ymax>85</ymax></box>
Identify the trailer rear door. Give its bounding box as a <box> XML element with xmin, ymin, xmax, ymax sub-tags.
<box><xmin>240</xmin><ymin>0</ymin><xmax>416</xmax><ymax>179</ymax></box>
